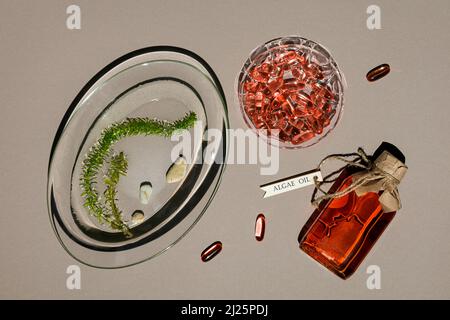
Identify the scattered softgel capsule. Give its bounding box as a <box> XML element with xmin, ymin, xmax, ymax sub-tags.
<box><xmin>201</xmin><ymin>241</ymin><xmax>222</xmax><ymax>262</ymax></box>
<box><xmin>255</xmin><ymin>213</ymin><xmax>266</xmax><ymax>241</ymax></box>
<box><xmin>366</xmin><ymin>63</ymin><xmax>390</xmax><ymax>82</ymax></box>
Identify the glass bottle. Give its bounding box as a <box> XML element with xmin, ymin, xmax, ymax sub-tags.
<box><xmin>298</xmin><ymin>142</ymin><xmax>406</xmax><ymax>279</ymax></box>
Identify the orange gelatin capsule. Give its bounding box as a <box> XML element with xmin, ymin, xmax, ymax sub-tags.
<box><xmin>201</xmin><ymin>241</ymin><xmax>222</xmax><ymax>262</ymax></box>
<box><xmin>244</xmin><ymin>81</ymin><xmax>259</xmax><ymax>93</ymax></box>
<box><xmin>260</xmin><ymin>62</ymin><xmax>273</xmax><ymax>74</ymax></box>
<box><xmin>292</xmin><ymin>131</ymin><xmax>315</xmax><ymax>144</ymax></box>
<box><xmin>255</xmin><ymin>213</ymin><xmax>266</xmax><ymax>241</ymax></box>
<box><xmin>267</xmin><ymin>77</ymin><xmax>283</xmax><ymax>92</ymax></box>
<box><xmin>251</xmin><ymin>69</ymin><xmax>266</xmax><ymax>82</ymax></box>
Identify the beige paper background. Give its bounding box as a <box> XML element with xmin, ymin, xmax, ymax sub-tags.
<box><xmin>0</xmin><ymin>0</ymin><xmax>449</xmax><ymax>299</ymax></box>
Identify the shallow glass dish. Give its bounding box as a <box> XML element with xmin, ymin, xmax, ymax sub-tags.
<box><xmin>237</xmin><ymin>36</ymin><xmax>345</xmax><ymax>149</ymax></box>
<box><xmin>47</xmin><ymin>47</ymin><xmax>229</xmax><ymax>268</ymax></box>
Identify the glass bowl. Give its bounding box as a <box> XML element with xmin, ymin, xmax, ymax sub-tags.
<box><xmin>47</xmin><ymin>46</ymin><xmax>229</xmax><ymax>268</ymax></box>
<box><xmin>237</xmin><ymin>36</ymin><xmax>345</xmax><ymax>149</ymax></box>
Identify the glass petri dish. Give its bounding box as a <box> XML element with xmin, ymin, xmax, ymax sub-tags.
<box><xmin>47</xmin><ymin>47</ymin><xmax>229</xmax><ymax>268</ymax></box>
<box><xmin>237</xmin><ymin>36</ymin><xmax>346</xmax><ymax>149</ymax></box>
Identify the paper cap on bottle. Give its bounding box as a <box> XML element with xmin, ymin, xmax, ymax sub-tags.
<box><xmin>372</xmin><ymin>142</ymin><xmax>407</xmax><ymax>183</ymax></box>
<box><xmin>373</xmin><ymin>141</ymin><xmax>405</xmax><ymax>164</ymax></box>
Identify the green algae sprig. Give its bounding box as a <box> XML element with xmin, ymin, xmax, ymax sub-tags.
<box><xmin>80</xmin><ymin>112</ymin><xmax>197</xmax><ymax>236</ymax></box>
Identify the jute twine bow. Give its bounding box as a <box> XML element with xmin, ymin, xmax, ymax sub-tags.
<box><xmin>311</xmin><ymin>148</ymin><xmax>406</xmax><ymax>212</ymax></box>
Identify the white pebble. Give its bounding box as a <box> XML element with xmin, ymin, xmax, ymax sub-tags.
<box><xmin>166</xmin><ymin>156</ymin><xmax>187</xmax><ymax>183</ymax></box>
<box><xmin>139</xmin><ymin>182</ymin><xmax>152</xmax><ymax>204</ymax></box>
<box><xmin>131</xmin><ymin>210</ymin><xmax>145</xmax><ymax>224</ymax></box>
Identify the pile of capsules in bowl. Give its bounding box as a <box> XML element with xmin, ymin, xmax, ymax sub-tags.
<box><xmin>238</xmin><ymin>37</ymin><xmax>345</xmax><ymax>148</ymax></box>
